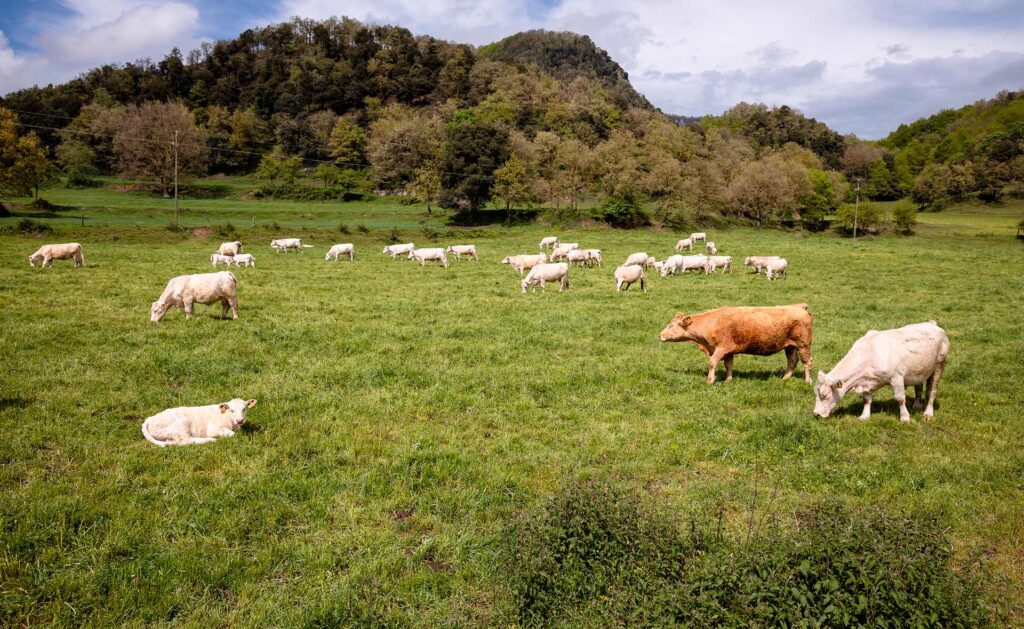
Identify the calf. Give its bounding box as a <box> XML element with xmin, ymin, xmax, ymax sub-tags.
<box><xmin>581</xmin><ymin>249</ymin><xmax>602</xmax><ymax>266</ymax></box>
<box><xmin>690</xmin><ymin>232</ymin><xmax>707</xmax><ymax>243</ymax></box>
<box><xmin>624</xmin><ymin>252</ymin><xmax>651</xmax><ymax>267</ymax></box>
<box><xmin>744</xmin><ymin>256</ymin><xmax>782</xmax><ymax>275</ymax></box>
<box><xmin>614</xmin><ymin>264</ymin><xmax>646</xmax><ymax>293</ymax></box>
<box><xmin>677</xmin><ymin>254</ymin><xmax>710</xmax><ymax>275</ymax></box>
<box><xmin>501</xmin><ymin>253</ymin><xmax>547</xmax><ymax>275</ymax></box>
<box><xmin>446</xmin><ymin>244</ymin><xmax>478</xmax><ymax>261</ymax></box>
<box><xmin>539</xmin><ymin>236</ymin><xmax>559</xmax><ymax>250</ymax></box>
<box><xmin>659</xmin><ymin>304</ymin><xmax>814</xmax><ymax>384</ymax></box>
<box><xmin>675</xmin><ymin>238</ymin><xmax>693</xmax><ymax>252</ymax></box>
<box><xmin>151</xmin><ymin>271</ymin><xmax>238</xmax><ymax>322</ymax></box>
<box><xmin>521</xmin><ymin>262</ymin><xmax>569</xmax><ymax>293</ymax></box>
<box><xmin>705</xmin><ymin>255</ymin><xmax>732</xmax><ymax>273</ymax></box>
<box><xmin>566</xmin><ymin>249</ymin><xmax>593</xmax><ymax>267</ymax></box>
<box><xmin>28</xmin><ymin>243</ymin><xmax>85</xmax><ymax>268</ymax></box>
<box><xmin>383</xmin><ymin>243</ymin><xmax>416</xmax><ymax>258</ymax></box>
<box><xmin>409</xmin><ymin>247</ymin><xmax>448</xmax><ymax>268</ymax></box>
<box><xmin>142</xmin><ymin>398</ymin><xmax>256</xmax><ymax>447</ymax></box>
<box><xmin>813</xmin><ymin>321</ymin><xmax>949</xmax><ymax>422</ymax></box>
<box><xmin>550</xmin><ymin>243</ymin><xmax>579</xmax><ymax>262</ymax></box>
<box><xmin>326</xmin><ymin>243</ymin><xmax>355</xmax><ymax>261</ymax></box>
<box><xmin>210</xmin><ymin>253</ymin><xmax>234</xmax><ymax>266</ymax></box>
<box><xmin>661</xmin><ymin>254</ymin><xmax>684</xmax><ymax>276</ymax></box>
<box><xmin>271</xmin><ymin>238</ymin><xmax>312</xmax><ymax>252</ymax></box>
<box><xmin>764</xmin><ymin>258</ymin><xmax>788</xmax><ymax>281</ymax></box>
<box><xmin>706</xmin><ymin>241</ymin><xmax>717</xmax><ymax>255</ymax></box>
<box><xmin>232</xmin><ymin>254</ymin><xmax>256</xmax><ymax>267</ymax></box>
<box><xmin>217</xmin><ymin>241</ymin><xmax>242</xmax><ymax>256</ymax></box>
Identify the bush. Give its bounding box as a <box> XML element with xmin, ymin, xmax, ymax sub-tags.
<box><xmin>833</xmin><ymin>202</ymin><xmax>883</xmax><ymax>236</ymax></box>
<box><xmin>593</xmin><ymin>194</ymin><xmax>650</xmax><ymax>228</ymax></box>
<box><xmin>8</xmin><ymin>219</ymin><xmax>54</xmax><ymax>235</ymax></box>
<box><xmin>892</xmin><ymin>201</ymin><xmax>918</xmax><ymax>234</ymax></box>
<box><xmin>65</xmin><ymin>173</ymin><xmax>98</xmax><ymax>188</ymax></box>
<box><xmin>356</xmin><ymin>224</ymin><xmax>370</xmax><ymax>234</ymax></box>
<box><xmin>251</xmin><ymin>184</ymin><xmax>364</xmax><ymax>202</ymax></box>
<box><xmin>337</xmin><ymin>222</ymin><xmax>351</xmax><ymax>234</ymax></box>
<box><xmin>216</xmin><ymin>222</ymin><xmax>237</xmax><ymax>238</ymax></box>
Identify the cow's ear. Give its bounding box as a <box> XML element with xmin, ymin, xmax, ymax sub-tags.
<box><xmin>817</xmin><ymin>370</ymin><xmax>826</xmax><ymax>381</ymax></box>
<box><xmin>219</xmin><ymin>404</ymin><xmax>229</xmax><ymax>414</ymax></box>
<box><xmin>682</xmin><ymin>316</ymin><xmax>693</xmax><ymax>328</ymax></box>
<box><xmin>246</xmin><ymin>399</ymin><xmax>257</xmax><ymax>408</ymax></box>
<box><xmin>832</xmin><ymin>379</ymin><xmax>843</xmax><ymax>390</ymax></box>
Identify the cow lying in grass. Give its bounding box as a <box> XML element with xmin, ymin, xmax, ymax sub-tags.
<box><xmin>142</xmin><ymin>398</ymin><xmax>256</xmax><ymax>446</ymax></box>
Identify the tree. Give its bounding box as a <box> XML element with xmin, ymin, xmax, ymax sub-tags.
<box><xmin>410</xmin><ymin>163</ymin><xmax>441</xmax><ymax>214</ymax></box>
<box><xmin>492</xmin><ymin>154</ymin><xmax>531</xmax><ymax>212</ymax></box>
<box><xmin>112</xmin><ymin>102</ymin><xmax>207</xmax><ymax>196</ymax></box>
<box><xmin>912</xmin><ymin>163</ymin><xmax>952</xmax><ymax>209</ymax></box>
<box><xmin>367</xmin><ymin>104</ymin><xmax>442</xmax><ymax>191</ymax></box>
<box><xmin>314</xmin><ymin>163</ymin><xmax>342</xmax><ymax>187</ymax></box>
<box><xmin>56</xmin><ymin>139</ymin><xmax>97</xmax><ymax>185</ymax></box>
<box><xmin>727</xmin><ymin>155</ymin><xmax>809</xmax><ymax>226</ymax></box>
<box><xmin>328</xmin><ymin>116</ymin><xmax>366</xmax><ymax>168</ymax></box>
<box><xmin>866</xmin><ymin>158</ymin><xmax>901</xmax><ymax>200</ymax></box>
<box><xmin>802</xmin><ymin>169</ymin><xmax>848</xmax><ymax>231</ymax></box>
<box><xmin>0</xmin><ymin>108</ymin><xmax>49</xmax><ymax>198</ymax></box>
<box><xmin>440</xmin><ymin>121</ymin><xmax>509</xmax><ymax>211</ymax></box>
<box><xmin>891</xmin><ymin>201</ymin><xmax>918</xmax><ymax>234</ymax></box>
<box><xmin>255</xmin><ymin>152</ymin><xmax>302</xmax><ymax>184</ymax></box>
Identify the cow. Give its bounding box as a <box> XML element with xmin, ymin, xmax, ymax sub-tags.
<box><xmin>624</xmin><ymin>252</ymin><xmax>651</xmax><ymax>267</ymax></box>
<box><xmin>813</xmin><ymin>321</ymin><xmax>949</xmax><ymax>422</ymax></box>
<box><xmin>210</xmin><ymin>253</ymin><xmax>234</xmax><ymax>266</ymax></box>
<box><xmin>409</xmin><ymin>247</ymin><xmax>448</xmax><ymax>268</ymax></box>
<box><xmin>271</xmin><ymin>238</ymin><xmax>312</xmax><ymax>252</ymax></box>
<box><xmin>446</xmin><ymin>245</ymin><xmax>478</xmax><ymax>261</ymax></box>
<box><xmin>550</xmin><ymin>243</ymin><xmax>580</xmax><ymax>262</ymax></box>
<box><xmin>383</xmin><ymin>243</ymin><xmax>416</xmax><ymax>258</ymax></box>
<box><xmin>614</xmin><ymin>264</ymin><xmax>646</xmax><ymax>293</ymax></box>
<box><xmin>567</xmin><ymin>249</ymin><xmax>593</xmax><ymax>267</ymax></box>
<box><xmin>217</xmin><ymin>241</ymin><xmax>242</xmax><ymax>257</ymax></box>
<box><xmin>705</xmin><ymin>255</ymin><xmax>732</xmax><ymax>273</ymax></box>
<box><xmin>659</xmin><ymin>304</ymin><xmax>814</xmax><ymax>385</ymax></box>
<box><xmin>690</xmin><ymin>232</ymin><xmax>707</xmax><ymax>243</ymax></box>
<box><xmin>28</xmin><ymin>243</ymin><xmax>85</xmax><ymax>268</ymax></box>
<box><xmin>501</xmin><ymin>253</ymin><xmax>547</xmax><ymax>275</ymax></box>
<box><xmin>539</xmin><ymin>236</ymin><xmax>559</xmax><ymax>250</ymax></box>
<box><xmin>326</xmin><ymin>243</ymin><xmax>355</xmax><ymax>261</ymax></box>
<box><xmin>151</xmin><ymin>271</ymin><xmax>238</xmax><ymax>322</ymax></box>
<box><xmin>521</xmin><ymin>262</ymin><xmax>569</xmax><ymax>293</ymax></box>
<box><xmin>142</xmin><ymin>398</ymin><xmax>256</xmax><ymax>447</ymax></box>
<box><xmin>675</xmin><ymin>238</ymin><xmax>693</xmax><ymax>252</ymax></box>
<box><xmin>744</xmin><ymin>256</ymin><xmax>782</xmax><ymax>275</ymax></box>
<box><xmin>232</xmin><ymin>254</ymin><xmax>256</xmax><ymax>267</ymax></box>
<box><xmin>581</xmin><ymin>249</ymin><xmax>603</xmax><ymax>266</ymax></box>
<box><xmin>706</xmin><ymin>241</ymin><xmax>717</xmax><ymax>255</ymax></box>
<box><xmin>676</xmin><ymin>254</ymin><xmax>710</xmax><ymax>275</ymax></box>
<box><xmin>764</xmin><ymin>258</ymin><xmax>788</xmax><ymax>281</ymax></box>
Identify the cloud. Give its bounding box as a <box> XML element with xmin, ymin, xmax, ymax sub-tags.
<box><xmin>885</xmin><ymin>43</ymin><xmax>909</xmax><ymax>56</ymax></box>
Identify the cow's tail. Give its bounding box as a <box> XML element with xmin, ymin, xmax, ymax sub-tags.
<box><xmin>141</xmin><ymin>420</ymin><xmax>168</xmax><ymax>447</ymax></box>
<box><xmin>302</xmin><ymin>244</ymin><xmax>314</xmax><ymax>248</ymax></box>
<box><xmin>75</xmin><ymin>246</ymin><xmax>85</xmax><ymax>267</ymax></box>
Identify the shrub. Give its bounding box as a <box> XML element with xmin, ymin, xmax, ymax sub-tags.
<box><xmin>337</xmin><ymin>222</ymin><xmax>351</xmax><ymax>234</ymax></box>
<box><xmin>65</xmin><ymin>173</ymin><xmax>98</xmax><ymax>188</ymax></box>
<box><xmin>270</xmin><ymin>221</ymin><xmax>282</xmax><ymax>231</ymax></box>
<box><xmin>356</xmin><ymin>224</ymin><xmax>370</xmax><ymax>234</ymax></box>
<box><xmin>216</xmin><ymin>222</ymin><xmax>237</xmax><ymax>238</ymax></box>
<box><xmin>892</xmin><ymin>201</ymin><xmax>918</xmax><ymax>234</ymax></box>
<box><xmin>593</xmin><ymin>194</ymin><xmax>649</xmax><ymax>228</ymax></box>
<box><xmin>833</xmin><ymin>202</ymin><xmax>883</xmax><ymax>236</ymax></box>
<box><xmin>9</xmin><ymin>219</ymin><xmax>53</xmax><ymax>235</ymax></box>
<box><xmin>387</xmin><ymin>227</ymin><xmax>401</xmax><ymax>243</ymax></box>
<box><xmin>251</xmin><ymin>184</ymin><xmax>364</xmax><ymax>202</ymax></box>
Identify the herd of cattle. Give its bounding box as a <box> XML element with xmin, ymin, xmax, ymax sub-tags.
<box><xmin>24</xmin><ymin>233</ymin><xmax>950</xmax><ymax>444</ymax></box>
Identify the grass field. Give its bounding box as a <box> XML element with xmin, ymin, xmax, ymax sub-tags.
<box><xmin>2</xmin><ymin>192</ymin><xmax>1024</xmax><ymax>625</ymax></box>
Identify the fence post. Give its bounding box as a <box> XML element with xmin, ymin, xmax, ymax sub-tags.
<box><xmin>81</xmin><ymin>214</ymin><xmax>85</xmax><ymax>227</ymax></box>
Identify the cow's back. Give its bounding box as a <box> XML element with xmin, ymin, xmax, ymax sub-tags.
<box><xmin>701</xmin><ymin>304</ymin><xmax>811</xmax><ymax>354</ymax></box>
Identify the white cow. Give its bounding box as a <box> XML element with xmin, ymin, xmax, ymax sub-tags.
<box><xmin>446</xmin><ymin>245</ymin><xmax>478</xmax><ymax>261</ymax></box>
<box><xmin>217</xmin><ymin>241</ymin><xmax>242</xmax><ymax>256</ymax></box>
<box><xmin>151</xmin><ymin>271</ymin><xmax>238</xmax><ymax>322</ymax></box>
<box><xmin>764</xmin><ymin>257</ymin><xmax>788</xmax><ymax>280</ymax></box>
<box><xmin>326</xmin><ymin>243</ymin><xmax>355</xmax><ymax>261</ymax></box>
<box><xmin>271</xmin><ymin>238</ymin><xmax>312</xmax><ymax>252</ymax></box>
<box><xmin>661</xmin><ymin>254</ymin><xmax>709</xmax><ymax>276</ymax></box>
<box><xmin>383</xmin><ymin>243</ymin><xmax>415</xmax><ymax>258</ymax></box>
<box><xmin>651</xmin><ymin>260</ymin><xmax>666</xmax><ymax>274</ymax></box>
<box><xmin>232</xmin><ymin>254</ymin><xmax>256</xmax><ymax>267</ymax></box>
<box><xmin>566</xmin><ymin>249</ymin><xmax>593</xmax><ymax>267</ymax></box>
<box><xmin>521</xmin><ymin>262</ymin><xmax>569</xmax><ymax>293</ymax></box>
<box><xmin>624</xmin><ymin>252</ymin><xmax>651</xmax><ymax>267</ymax></box>
<box><xmin>705</xmin><ymin>255</ymin><xmax>732</xmax><ymax>273</ymax></box>
<box><xmin>690</xmin><ymin>232</ymin><xmax>707</xmax><ymax>243</ymax></box>
<box><xmin>210</xmin><ymin>253</ymin><xmax>234</xmax><ymax>266</ymax></box>
<box><xmin>706</xmin><ymin>241</ymin><xmax>717</xmax><ymax>255</ymax></box>
<box><xmin>501</xmin><ymin>253</ymin><xmax>547</xmax><ymax>275</ymax></box>
<box><xmin>28</xmin><ymin>243</ymin><xmax>85</xmax><ymax>268</ymax></box>
<box><xmin>674</xmin><ymin>238</ymin><xmax>693</xmax><ymax>252</ymax></box>
<box><xmin>744</xmin><ymin>256</ymin><xmax>783</xmax><ymax>275</ymax></box>
<box><xmin>409</xmin><ymin>247</ymin><xmax>448</xmax><ymax>268</ymax></box>
<box><xmin>581</xmin><ymin>249</ymin><xmax>603</xmax><ymax>266</ymax></box>
<box><xmin>550</xmin><ymin>243</ymin><xmax>580</xmax><ymax>262</ymax></box>
<box><xmin>661</xmin><ymin>255</ymin><xmax>684</xmax><ymax>276</ymax></box>
<box><xmin>614</xmin><ymin>264</ymin><xmax>646</xmax><ymax>293</ymax></box>
<box><xmin>539</xmin><ymin>236</ymin><xmax>559</xmax><ymax>250</ymax></box>
<box><xmin>142</xmin><ymin>398</ymin><xmax>256</xmax><ymax>447</ymax></box>
<box><xmin>813</xmin><ymin>321</ymin><xmax>950</xmax><ymax>422</ymax></box>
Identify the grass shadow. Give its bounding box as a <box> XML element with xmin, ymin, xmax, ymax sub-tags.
<box><xmin>448</xmin><ymin>208</ymin><xmax>541</xmax><ymax>226</ymax></box>
<box><xmin>0</xmin><ymin>397</ymin><xmax>32</xmax><ymax>411</ymax></box>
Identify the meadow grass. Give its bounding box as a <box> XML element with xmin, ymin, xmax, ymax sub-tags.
<box><xmin>1</xmin><ymin>199</ymin><xmax>1023</xmax><ymax>625</ymax></box>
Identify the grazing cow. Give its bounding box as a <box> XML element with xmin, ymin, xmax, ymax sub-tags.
<box><xmin>661</xmin><ymin>255</ymin><xmax>684</xmax><ymax>276</ymax></box>
<box><xmin>217</xmin><ymin>241</ymin><xmax>242</xmax><ymax>256</ymax></box>
<box><xmin>409</xmin><ymin>247</ymin><xmax>448</xmax><ymax>268</ymax></box>
<box><xmin>28</xmin><ymin>243</ymin><xmax>85</xmax><ymax>268</ymax></box>
<box><xmin>151</xmin><ymin>271</ymin><xmax>238</xmax><ymax>322</ymax></box>
<box><xmin>675</xmin><ymin>238</ymin><xmax>693</xmax><ymax>252</ymax></box>
<box><xmin>550</xmin><ymin>243</ymin><xmax>580</xmax><ymax>262</ymax></box>
<box><xmin>813</xmin><ymin>322</ymin><xmax>949</xmax><ymax>422</ymax></box>
<box><xmin>614</xmin><ymin>264</ymin><xmax>646</xmax><ymax>293</ymax></box>
<box><xmin>501</xmin><ymin>253</ymin><xmax>547</xmax><ymax>275</ymax></box>
<box><xmin>624</xmin><ymin>252</ymin><xmax>651</xmax><ymax>267</ymax></box>
<box><xmin>383</xmin><ymin>243</ymin><xmax>416</xmax><ymax>258</ymax></box>
<box><xmin>764</xmin><ymin>258</ymin><xmax>788</xmax><ymax>281</ymax></box>
<box><xmin>676</xmin><ymin>254</ymin><xmax>710</xmax><ymax>275</ymax></box>
<box><xmin>521</xmin><ymin>262</ymin><xmax>569</xmax><ymax>293</ymax></box>
<box><xmin>581</xmin><ymin>249</ymin><xmax>603</xmax><ymax>266</ymax></box>
<box><xmin>706</xmin><ymin>241</ymin><xmax>717</xmax><ymax>255</ymax></box>
<box><xmin>652</xmin><ymin>260</ymin><xmax>666</xmax><ymax>274</ymax></box>
<box><xmin>446</xmin><ymin>245</ymin><xmax>478</xmax><ymax>261</ymax></box>
<box><xmin>142</xmin><ymin>398</ymin><xmax>256</xmax><ymax>447</ymax></box>
<box><xmin>271</xmin><ymin>238</ymin><xmax>312</xmax><ymax>252</ymax></box>
<box><xmin>232</xmin><ymin>254</ymin><xmax>255</xmax><ymax>267</ymax></box>
<box><xmin>659</xmin><ymin>304</ymin><xmax>814</xmax><ymax>384</ymax></box>
<box><xmin>744</xmin><ymin>256</ymin><xmax>782</xmax><ymax>275</ymax></box>
<box><xmin>705</xmin><ymin>255</ymin><xmax>732</xmax><ymax>273</ymax></box>
<box><xmin>690</xmin><ymin>232</ymin><xmax>707</xmax><ymax>243</ymax></box>
<box><xmin>567</xmin><ymin>249</ymin><xmax>594</xmax><ymax>267</ymax></box>
<box><xmin>539</xmin><ymin>236</ymin><xmax>559</xmax><ymax>250</ymax></box>
<box><xmin>210</xmin><ymin>253</ymin><xmax>234</xmax><ymax>266</ymax></box>
<box><xmin>326</xmin><ymin>243</ymin><xmax>355</xmax><ymax>261</ymax></box>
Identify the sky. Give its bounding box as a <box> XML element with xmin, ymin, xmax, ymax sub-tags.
<box><xmin>1</xmin><ymin>0</ymin><xmax>1022</xmax><ymax>139</ymax></box>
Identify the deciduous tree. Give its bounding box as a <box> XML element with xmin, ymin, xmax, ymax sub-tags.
<box><xmin>112</xmin><ymin>101</ymin><xmax>207</xmax><ymax>196</ymax></box>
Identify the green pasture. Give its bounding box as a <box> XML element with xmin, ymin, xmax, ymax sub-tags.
<box><xmin>1</xmin><ymin>197</ymin><xmax>1023</xmax><ymax>625</ymax></box>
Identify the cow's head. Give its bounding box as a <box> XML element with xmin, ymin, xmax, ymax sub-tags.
<box><xmin>501</xmin><ymin>256</ymin><xmax>511</xmax><ymax>265</ymax></box>
<box><xmin>150</xmin><ymin>301</ymin><xmax>169</xmax><ymax>323</ymax></box>
<box><xmin>812</xmin><ymin>371</ymin><xmax>843</xmax><ymax>418</ymax></box>
<box><xmin>28</xmin><ymin>254</ymin><xmax>38</xmax><ymax>267</ymax></box>
<box><xmin>219</xmin><ymin>398</ymin><xmax>257</xmax><ymax>428</ymax></box>
<box><xmin>659</xmin><ymin>312</ymin><xmax>694</xmax><ymax>342</ymax></box>
<box><xmin>743</xmin><ymin>257</ymin><xmax>753</xmax><ymax>266</ymax></box>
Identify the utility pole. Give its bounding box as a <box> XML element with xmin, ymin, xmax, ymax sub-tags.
<box><xmin>172</xmin><ymin>129</ymin><xmax>180</xmax><ymax>228</ymax></box>
<box><xmin>853</xmin><ymin>177</ymin><xmax>861</xmax><ymax>242</ymax></box>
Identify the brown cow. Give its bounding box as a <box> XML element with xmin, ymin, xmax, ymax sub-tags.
<box><xmin>659</xmin><ymin>304</ymin><xmax>813</xmax><ymax>384</ymax></box>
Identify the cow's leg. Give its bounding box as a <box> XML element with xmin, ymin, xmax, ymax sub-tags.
<box><xmin>912</xmin><ymin>384</ymin><xmax>925</xmax><ymax>412</ymax></box>
<box><xmin>616</xmin><ymin>279</ymin><xmax>622</xmax><ymax>292</ymax></box>
<box><xmin>183</xmin><ymin>297</ymin><xmax>194</xmax><ymax>319</ymax></box>
<box><xmin>184</xmin><ymin>437</ymin><xmax>217</xmax><ymax>445</ymax></box>
<box><xmin>539</xmin><ymin>279</ymin><xmax>546</xmax><ymax>293</ymax></box>
<box><xmin>924</xmin><ymin>362</ymin><xmax>944</xmax><ymax>420</ymax></box>
<box><xmin>782</xmin><ymin>347</ymin><xmax>798</xmax><ymax>380</ymax></box>
<box><xmin>221</xmin><ymin>299</ymin><xmax>229</xmax><ymax>319</ymax></box>
<box><xmin>891</xmin><ymin>377</ymin><xmax>910</xmax><ymax>422</ymax></box>
<box><xmin>723</xmin><ymin>354</ymin><xmax>735</xmax><ymax>382</ymax></box>
<box><xmin>798</xmin><ymin>346</ymin><xmax>813</xmax><ymax>383</ymax></box>
<box><xmin>859</xmin><ymin>392</ymin><xmax>873</xmax><ymax>420</ymax></box>
<box><xmin>228</xmin><ymin>296</ymin><xmax>239</xmax><ymax>320</ymax></box>
<box><xmin>43</xmin><ymin>255</ymin><xmax>53</xmax><ymax>267</ymax></box>
<box><xmin>707</xmin><ymin>348</ymin><xmax>728</xmax><ymax>384</ymax></box>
